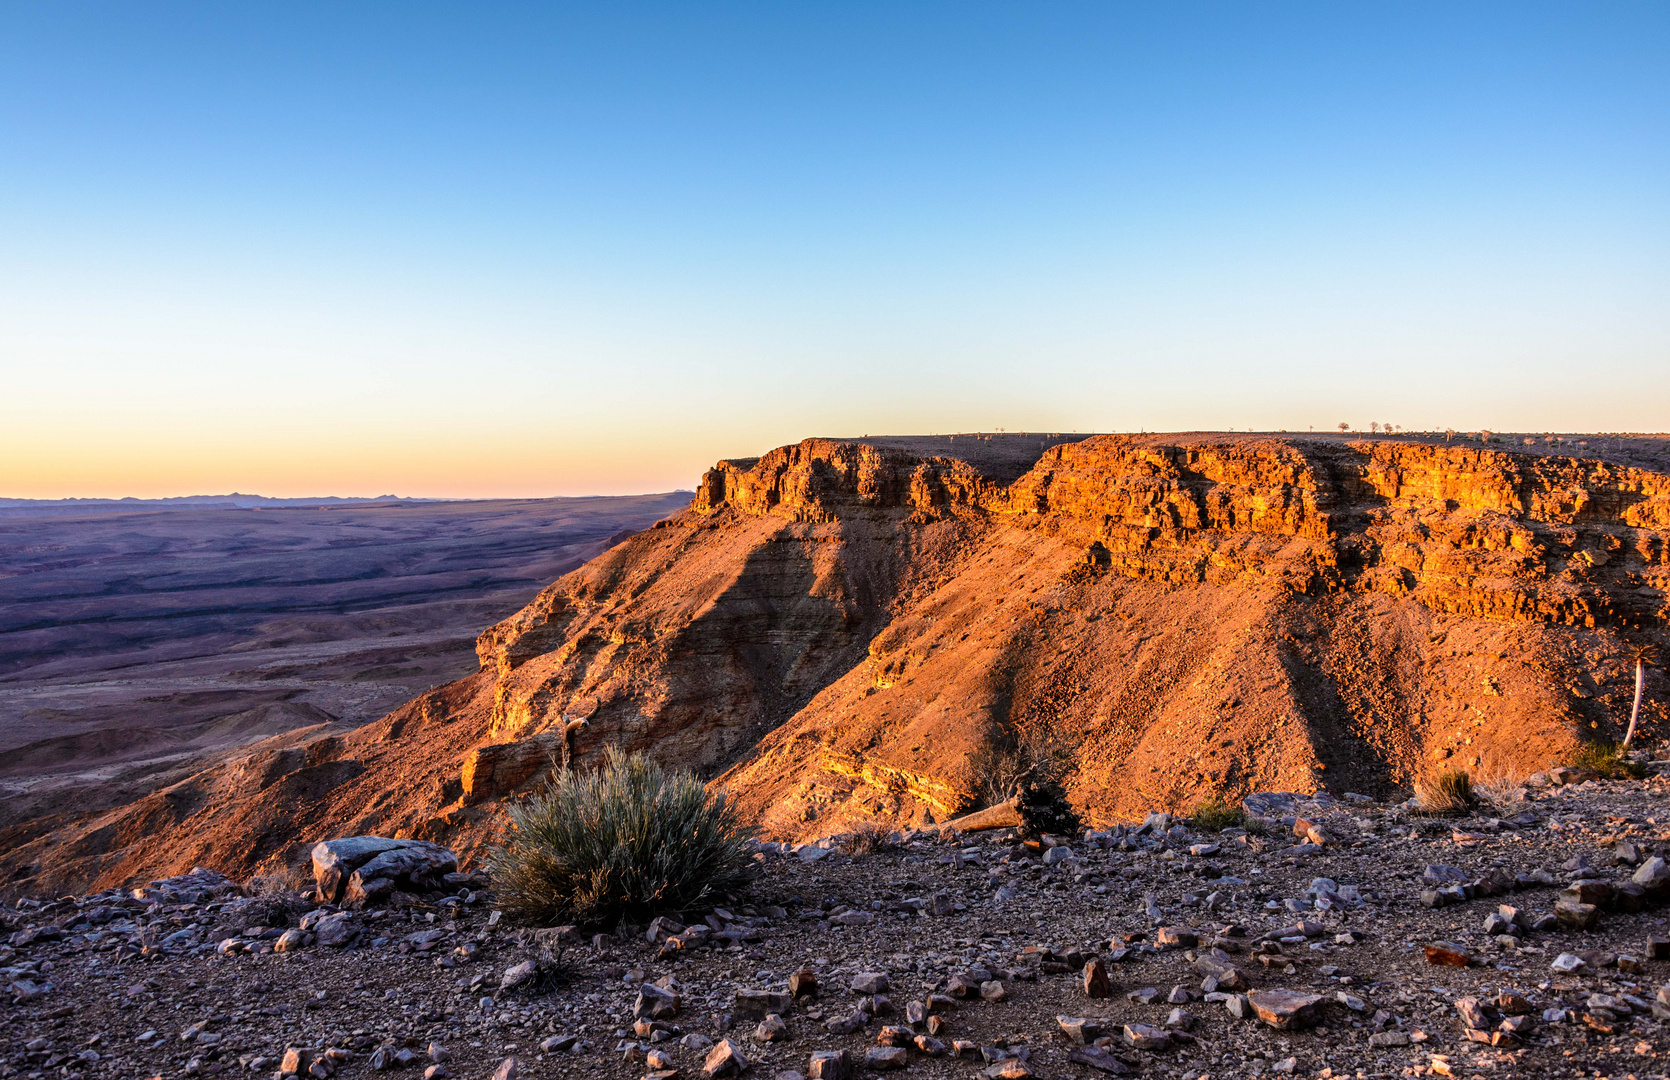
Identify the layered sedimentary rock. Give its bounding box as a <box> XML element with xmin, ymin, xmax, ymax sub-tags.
<box><xmin>6</xmin><ymin>433</ymin><xmax>1667</xmax><ymax>895</ymax></box>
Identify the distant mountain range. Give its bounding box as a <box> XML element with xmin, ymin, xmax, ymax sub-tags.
<box><xmin>0</xmin><ymin>493</ymin><xmax>436</xmax><ymax>516</ymax></box>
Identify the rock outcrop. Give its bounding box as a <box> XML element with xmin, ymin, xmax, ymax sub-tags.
<box><xmin>311</xmin><ymin>837</ymin><xmax>458</xmax><ymax>907</ymax></box>
<box><xmin>3</xmin><ymin>431</ymin><xmax>1667</xmax><ymax>895</ymax></box>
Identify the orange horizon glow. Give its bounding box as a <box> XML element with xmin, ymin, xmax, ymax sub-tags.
<box><xmin>7</xmin><ymin>414</ymin><xmax>1670</xmax><ymax>501</ymax></box>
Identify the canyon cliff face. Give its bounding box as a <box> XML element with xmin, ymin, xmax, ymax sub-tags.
<box><xmin>7</xmin><ymin>433</ymin><xmax>1669</xmax><ymax>895</ymax></box>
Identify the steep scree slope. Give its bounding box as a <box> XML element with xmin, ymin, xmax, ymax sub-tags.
<box><xmin>6</xmin><ymin>432</ymin><xmax>1668</xmax><ymax>895</ymax></box>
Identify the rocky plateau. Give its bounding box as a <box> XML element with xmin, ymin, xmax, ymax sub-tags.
<box><xmin>6</xmin><ymin>430</ymin><xmax>1666</xmax><ymax>898</ymax></box>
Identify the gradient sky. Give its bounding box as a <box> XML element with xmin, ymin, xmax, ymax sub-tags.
<box><xmin>2</xmin><ymin>2</ymin><xmax>1667</xmax><ymax>498</ymax></box>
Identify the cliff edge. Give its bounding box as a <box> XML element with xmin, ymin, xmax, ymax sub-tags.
<box><xmin>7</xmin><ymin>431</ymin><xmax>1668</xmax><ymax>895</ymax></box>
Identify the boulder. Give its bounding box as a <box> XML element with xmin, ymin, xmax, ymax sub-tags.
<box><xmin>1635</xmin><ymin>856</ymin><xmax>1670</xmax><ymax>900</ymax></box>
<box><xmin>131</xmin><ymin>868</ymin><xmax>244</xmax><ymax>906</ymax></box>
<box><xmin>311</xmin><ymin>836</ymin><xmax>458</xmax><ymax>906</ymax></box>
<box><xmin>312</xmin><ymin>911</ymin><xmax>360</xmax><ymax>948</ymax></box>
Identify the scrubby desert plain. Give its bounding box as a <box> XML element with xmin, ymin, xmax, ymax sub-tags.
<box><xmin>0</xmin><ymin>494</ymin><xmax>691</xmax><ymax>868</ymax></box>
<box><xmin>5</xmin><ymin>430</ymin><xmax>1670</xmax><ymax>1080</ymax></box>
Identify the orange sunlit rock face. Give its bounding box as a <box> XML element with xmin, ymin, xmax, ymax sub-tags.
<box><xmin>8</xmin><ymin>432</ymin><xmax>1667</xmax><ymax>896</ymax></box>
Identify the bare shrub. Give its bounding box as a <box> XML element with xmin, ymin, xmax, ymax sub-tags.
<box><xmin>969</xmin><ymin>726</ymin><xmax>1076</xmax><ymax>808</ymax></box>
<box><xmin>967</xmin><ymin>724</ymin><xmax>1082</xmax><ymax>839</ymax></box>
<box><xmin>837</xmin><ymin>822</ymin><xmax>900</xmax><ymax>859</ymax></box>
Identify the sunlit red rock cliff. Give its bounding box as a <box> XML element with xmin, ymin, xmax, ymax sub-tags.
<box><xmin>7</xmin><ymin>432</ymin><xmax>1669</xmax><ymax>895</ymax></box>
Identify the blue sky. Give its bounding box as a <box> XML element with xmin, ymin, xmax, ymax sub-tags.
<box><xmin>1</xmin><ymin>2</ymin><xmax>1666</xmax><ymax>497</ymax></box>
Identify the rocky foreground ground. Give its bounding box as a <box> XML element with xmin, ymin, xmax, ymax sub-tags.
<box><xmin>9</xmin><ymin>770</ymin><xmax>1670</xmax><ymax>1080</ymax></box>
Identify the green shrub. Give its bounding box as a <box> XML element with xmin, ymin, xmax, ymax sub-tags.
<box><xmin>488</xmin><ymin>747</ymin><xmax>757</xmax><ymax>927</ymax></box>
<box><xmin>1414</xmin><ymin>768</ymin><xmax>1474</xmax><ymax>813</ymax></box>
<box><xmin>1571</xmin><ymin>741</ymin><xmax>1648</xmax><ymax>780</ymax></box>
<box><xmin>1014</xmin><ymin>776</ymin><xmax>1082</xmax><ymax>839</ymax></box>
<box><xmin>1188</xmin><ymin>796</ymin><xmax>1244</xmax><ymax>832</ymax></box>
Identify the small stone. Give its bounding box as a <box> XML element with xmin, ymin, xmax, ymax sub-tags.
<box><xmin>647</xmin><ymin>917</ymin><xmax>685</xmax><ymax>944</ymax></box>
<box><xmin>490</xmin><ymin>1058</ymin><xmax>516</xmax><ymax>1080</ymax></box>
<box><xmin>735</xmin><ymin>989</ymin><xmax>793</xmax><ymax>1021</ymax></box>
<box><xmin>753</xmin><ymin>1014</ymin><xmax>788</xmax><ymax>1043</ymax></box>
<box><xmin>1057</xmin><ymin>1016</ymin><xmax>1101</xmax><ymax>1043</ymax></box>
<box><xmin>1564</xmin><ymin>880</ymin><xmax>1615</xmax><ymax>906</ymax></box>
<box><xmin>1082</xmin><ymin>957</ymin><xmax>1111</xmax><ymax>998</ymax></box>
<box><xmin>1121</xmin><ymin>1023</ymin><xmax>1170</xmax><ymax>1050</ymax></box>
<box><xmin>824</xmin><ymin>1012</ymin><xmax>869</xmax><ymax>1036</ymax></box>
<box><xmin>1556</xmin><ymin>901</ymin><xmax>1600</xmax><ymax>930</ymax></box>
<box><xmin>806</xmin><ymin>1050</ymin><xmax>851</xmax><ymax>1080</ymax></box>
<box><xmin>789</xmin><ymin>970</ymin><xmax>819</xmax><ymax>999</ymax></box>
<box><xmin>1424</xmin><ymin>942</ymin><xmax>1471</xmax><ymax>967</ymax></box>
<box><xmin>850</xmin><ymin>972</ymin><xmax>890</xmax><ymax>995</ymax></box>
<box><xmin>635</xmin><ymin>983</ymin><xmax>682</xmax><ymax>1020</ymax></box>
<box><xmin>1423</xmin><ymin>864</ymin><xmax>1469</xmax><ymax>885</ymax></box>
<box><xmin>1248</xmin><ymin>989</ymin><xmax>1326</xmax><ymax>1030</ymax></box>
<box><xmin>703</xmin><ymin>1039</ymin><xmax>749</xmax><ymax>1078</ymax></box>
<box><xmin>499</xmin><ymin>961</ymin><xmax>536</xmax><ymax>992</ymax></box>
<box><xmin>1456</xmin><ymin>998</ymin><xmax>1490</xmax><ymax>1029</ymax></box>
<box><xmin>1067</xmin><ymin>1046</ymin><xmax>1134</xmax><ymax>1075</ymax></box>
<box><xmin>1551</xmin><ymin>953</ymin><xmax>1588</xmax><ymax>974</ymax></box>
<box><xmin>912</xmin><ymin>1036</ymin><xmax>946</xmax><ymax>1056</ymax></box>
<box><xmin>979</xmin><ymin>980</ymin><xmax>1006</xmax><ymax>1002</ymax></box>
<box><xmin>863</xmin><ymin>1047</ymin><xmax>907</xmax><ymax>1071</ymax></box>
<box><xmin>1635</xmin><ymin>857</ymin><xmax>1670</xmax><ymax>899</ymax></box>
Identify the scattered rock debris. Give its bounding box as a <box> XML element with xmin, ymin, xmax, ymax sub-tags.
<box><xmin>10</xmin><ymin>775</ymin><xmax>1670</xmax><ymax>1078</ymax></box>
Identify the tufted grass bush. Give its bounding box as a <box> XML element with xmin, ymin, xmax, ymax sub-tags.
<box><xmin>1571</xmin><ymin>740</ymin><xmax>1648</xmax><ymax>780</ymax></box>
<box><xmin>489</xmin><ymin>747</ymin><xmax>757</xmax><ymax>927</ymax></box>
<box><xmin>1188</xmin><ymin>795</ymin><xmax>1244</xmax><ymax>832</ymax></box>
<box><xmin>1414</xmin><ymin>768</ymin><xmax>1474</xmax><ymax>813</ymax></box>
